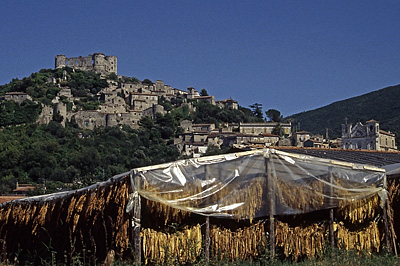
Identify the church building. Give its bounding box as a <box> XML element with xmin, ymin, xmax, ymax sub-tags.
<box><xmin>341</xmin><ymin>119</ymin><xmax>397</xmax><ymax>151</ymax></box>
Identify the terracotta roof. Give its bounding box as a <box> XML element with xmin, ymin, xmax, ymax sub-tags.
<box><xmin>237</xmin><ymin>133</ymin><xmax>260</xmax><ymax>137</ymax></box>
<box><xmin>260</xmin><ymin>133</ymin><xmax>279</xmax><ymax>137</ymax></box>
<box><xmin>240</xmin><ymin>122</ymin><xmax>291</xmax><ymax>126</ymax></box>
<box><xmin>379</xmin><ymin>129</ymin><xmax>395</xmax><ymax>136</ymax></box>
<box><xmin>294</xmin><ymin>131</ymin><xmax>310</xmax><ymax>134</ymax></box>
<box><xmin>13</xmin><ymin>184</ymin><xmax>36</xmax><ymax>193</ymax></box>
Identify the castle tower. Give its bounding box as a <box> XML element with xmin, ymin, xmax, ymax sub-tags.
<box><xmin>55</xmin><ymin>55</ymin><xmax>66</xmax><ymax>69</ymax></box>
<box><xmin>54</xmin><ymin>102</ymin><xmax>67</xmax><ymax>127</ymax></box>
<box><xmin>105</xmin><ymin>55</ymin><xmax>117</xmax><ymax>74</ymax></box>
<box><xmin>92</xmin><ymin>53</ymin><xmax>106</xmax><ymax>73</ymax></box>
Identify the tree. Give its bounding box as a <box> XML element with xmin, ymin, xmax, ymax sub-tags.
<box><xmin>204</xmin><ymin>144</ymin><xmax>223</xmax><ymax>156</ymax></box>
<box><xmin>200</xmin><ymin>89</ymin><xmax>209</xmax><ymax>96</ymax></box>
<box><xmin>158</xmin><ymin>96</ymin><xmax>173</xmax><ymax>112</ymax></box>
<box><xmin>265</xmin><ymin>109</ymin><xmax>283</xmax><ymax>122</ymax></box>
<box><xmin>142</xmin><ymin>79</ymin><xmax>153</xmax><ymax>86</ymax></box>
<box><xmin>138</xmin><ymin>116</ymin><xmax>155</xmax><ymax>130</ymax></box>
<box><xmin>106</xmin><ymin>73</ymin><xmax>118</xmax><ymax>81</ymax></box>
<box><xmin>249</xmin><ymin>103</ymin><xmax>263</xmax><ymax>120</ymax></box>
<box><xmin>271</xmin><ymin>124</ymin><xmax>282</xmax><ymax>136</ymax></box>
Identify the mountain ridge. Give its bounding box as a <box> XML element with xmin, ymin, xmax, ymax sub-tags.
<box><xmin>285</xmin><ymin>84</ymin><xmax>400</xmax><ymax>139</ymax></box>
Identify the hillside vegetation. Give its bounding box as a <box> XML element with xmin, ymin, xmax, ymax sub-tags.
<box><xmin>0</xmin><ymin>69</ymin><xmax>262</xmax><ymax>195</ymax></box>
<box><xmin>285</xmin><ymin>84</ymin><xmax>400</xmax><ymax>138</ymax></box>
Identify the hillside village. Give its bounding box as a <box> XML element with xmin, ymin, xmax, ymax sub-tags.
<box><xmin>2</xmin><ymin>53</ymin><xmax>398</xmax><ymax>158</ymax></box>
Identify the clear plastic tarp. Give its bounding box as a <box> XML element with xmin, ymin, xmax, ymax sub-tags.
<box><xmin>132</xmin><ymin>149</ymin><xmax>386</xmax><ymax>219</ymax></box>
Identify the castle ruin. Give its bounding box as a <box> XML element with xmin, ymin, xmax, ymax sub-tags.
<box><xmin>55</xmin><ymin>53</ymin><xmax>117</xmax><ymax>76</ymax></box>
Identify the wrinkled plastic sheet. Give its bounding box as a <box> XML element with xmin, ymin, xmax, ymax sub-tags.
<box><xmin>132</xmin><ymin>149</ymin><xmax>386</xmax><ymax>219</ymax></box>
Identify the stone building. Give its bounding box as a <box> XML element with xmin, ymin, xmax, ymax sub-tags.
<box><xmin>216</xmin><ymin>98</ymin><xmax>238</xmax><ymax>110</ymax></box>
<box><xmin>73</xmin><ymin>111</ymin><xmax>107</xmax><ymax>130</ymax></box>
<box><xmin>99</xmin><ymin>91</ymin><xmax>126</xmax><ymax>114</ymax></box>
<box><xmin>58</xmin><ymin>88</ymin><xmax>73</xmax><ymax>99</ymax></box>
<box><xmin>235</xmin><ymin>133</ymin><xmax>279</xmax><ymax>147</ymax></box>
<box><xmin>4</xmin><ymin>92</ymin><xmax>32</xmax><ymax>104</ymax></box>
<box><xmin>194</xmin><ymin>95</ymin><xmax>216</xmax><ymax>105</ymax></box>
<box><xmin>148</xmin><ymin>80</ymin><xmax>174</xmax><ymax>97</ymax></box>
<box><xmin>192</xmin><ymin>123</ymin><xmax>216</xmax><ymax>133</ymax></box>
<box><xmin>142</xmin><ymin>104</ymin><xmax>165</xmax><ymax>119</ymax></box>
<box><xmin>55</xmin><ymin>53</ymin><xmax>117</xmax><ymax>76</ymax></box>
<box><xmin>119</xmin><ymin>82</ymin><xmax>150</xmax><ymax>96</ymax></box>
<box><xmin>292</xmin><ymin>131</ymin><xmax>311</xmax><ymax>147</ymax></box>
<box><xmin>186</xmin><ymin>87</ymin><xmax>200</xmax><ymax>100</ymax></box>
<box><xmin>239</xmin><ymin>122</ymin><xmax>291</xmax><ymax>136</ymax></box>
<box><xmin>342</xmin><ymin>119</ymin><xmax>397</xmax><ymax>151</ymax></box>
<box><xmin>128</xmin><ymin>92</ymin><xmax>158</xmax><ymax>111</ymax></box>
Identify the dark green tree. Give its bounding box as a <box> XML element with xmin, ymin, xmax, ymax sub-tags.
<box><xmin>142</xmin><ymin>78</ymin><xmax>153</xmax><ymax>86</ymax></box>
<box><xmin>249</xmin><ymin>103</ymin><xmax>263</xmax><ymax>120</ymax></box>
<box><xmin>265</xmin><ymin>109</ymin><xmax>283</xmax><ymax>122</ymax></box>
<box><xmin>200</xmin><ymin>89</ymin><xmax>209</xmax><ymax>96</ymax></box>
<box><xmin>106</xmin><ymin>72</ymin><xmax>118</xmax><ymax>81</ymax></box>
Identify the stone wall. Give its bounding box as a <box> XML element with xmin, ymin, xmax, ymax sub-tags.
<box><xmin>55</xmin><ymin>53</ymin><xmax>117</xmax><ymax>75</ymax></box>
<box><xmin>37</xmin><ymin>105</ymin><xmax>53</xmax><ymax>125</ymax></box>
<box><xmin>4</xmin><ymin>92</ymin><xmax>32</xmax><ymax>104</ymax></box>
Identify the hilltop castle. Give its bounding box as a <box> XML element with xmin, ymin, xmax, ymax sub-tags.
<box><xmin>55</xmin><ymin>53</ymin><xmax>117</xmax><ymax>76</ymax></box>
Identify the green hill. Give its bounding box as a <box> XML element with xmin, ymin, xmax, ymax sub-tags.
<box><xmin>0</xmin><ymin>68</ymin><xmax>262</xmax><ymax>195</ymax></box>
<box><xmin>285</xmin><ymin>84</ymin><xmax>400</xmax><ymax>139</ymax></box>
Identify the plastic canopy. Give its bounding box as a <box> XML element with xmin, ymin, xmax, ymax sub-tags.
<box><xmin>132</xmin><ymin>149</ymin><xmax>386</xmax><ymax>219</ymax></box>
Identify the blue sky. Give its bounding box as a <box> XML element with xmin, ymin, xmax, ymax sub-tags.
<box><xmin>1</xmin><ymin>1</ymin><xmax>400</xmax><ymax>117</ymax></box>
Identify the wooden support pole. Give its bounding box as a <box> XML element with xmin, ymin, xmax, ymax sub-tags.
<box><xmin>383</xmin><ymin>198</ymin><xmax>393</xmax><ymax>254</ymax></box>
<box><xmin>129</xmin><ymin>172</ymin><xmax>142</xmax><ymax>265</ymax></box>
<box><xmin>328</xmin><ymin>167</ymin><xmax>335</xmax><ymax>248</ymax></box>
<box><xmin>329</xmin><ymin>209</ymin><xmax>335</xmax><ymax>248</ymax></box>
<box><xmin>266</xmin><ymin>157</ymin><xmax>275</xmax><ymax>258</ymax></box>
<box><xmin>133</xmin><ymin>194</ymin><xmax>142</xmax><ymax>265</ymax></box>
<box><xmin>387</xmin><ymin>197</ymin><xmax>398</xmax><ymax>256</ymax></box>
<box><xmin>205</xmin><ymin>216</ymin><xmax>210</xmax><ymax>264</ymax></box>
<box><xmin>269</xmin><ymin>214</ymin><xmax>275</xmax><ymax>258</ymax></box>
<box><xmin>203</xmin><ymin>164</ymin><xmax>211</xmax><ymax>264</ymax></box>
<box><xmin>382</xmin><ymin>174</ymin><xmax>393</xmax><ymax>254</ymax></box>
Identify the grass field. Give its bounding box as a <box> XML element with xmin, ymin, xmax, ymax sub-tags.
<box><xmin>109</xmin><ymin>248</ymin><xmax>400</xmax><ymax>266</ymax></box>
